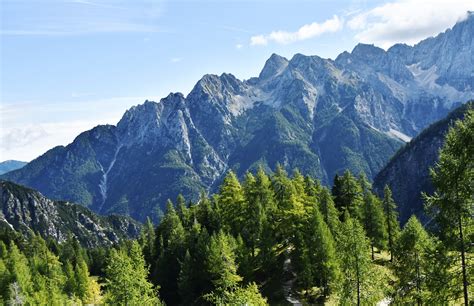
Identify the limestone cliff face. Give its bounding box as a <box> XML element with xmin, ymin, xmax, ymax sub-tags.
<box><xmin>0</xmin><ymin>180</ymin><xmax>141</xmax><ymax>247</ymax></box>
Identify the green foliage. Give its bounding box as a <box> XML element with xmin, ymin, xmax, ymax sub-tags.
<box><xmin>105</xmin><ymin>241</ymin><xmax>160</xmax><ymax>305</ymax></box>
<box><xmin>10</xmin><ymin>160</ymin><xmax>471</xmax><ymax>305</ymax></box>
<box><xmin>205</xmin><ymin>282</ymin><xmax>268</xmax><ymax>306</ymax></box>
<box><xmin>424</xmin><ymin>109</ymin><xmax>474</xmax><ymax>305</ymax></box>
<box><xmin>362</xmin><ymin>192</ymin><xmax>388</xmax><ymax>259</ymax></box>
<box><xmin>382</xmin><ymin>185</ymin><xmax>400</xmax><ymax>261</ymax></box>
<box><xmin>206</xmin><ymin>230</ymin><xmax>242</xmax><ymax>291</ymax></box>
<box><xmin>337</xmin><ymin>216</ymin><xmax>378</xmax><ymax>305</ymax></box>
<box><xmin>332</xmin><ymin>170</ymin><xmax>363</xmax><ymax>220</ymax></box>
<box><xmin>393</xmin><ymin>216</ymin><xmax>434</xmax><ymax>304</ymax></box>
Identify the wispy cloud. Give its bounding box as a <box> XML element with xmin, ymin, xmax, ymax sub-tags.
<box><xmin>170</xmin><ymin>57</ymin><xmax>182</xmax><ymax>63</ymax></box>
<box><xmin>250</xmin><ymin>15</ymin><xmax>343</xmax><ymax>46</ymax></box>
<box><xmin>235</xmin><ymin>44</ymin><xmax>243</xmax><ymax>49</ymax></box>
<box><xmin>348</xmin><ymin>0</ymin><xmax>474</xmax><ymax>48</ymax></box>
<box><xmin>1</xmin><ymin>0</ymin><xmax>164</xmax><ymax>36</ymax></box>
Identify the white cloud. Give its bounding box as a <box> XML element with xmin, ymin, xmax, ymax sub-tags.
<box><xmin>250</xmin><ymin>15</ymin><xmax>343</xmax><ymax>46</ymax></box>
<box><xmin>0</xmin><ymin>96</ymin><xmax>151</xmax><ymax>161</ymax></box>
<box><xmin>349</xmin><ymin>0</ymin><xmax>474</xmax><ymax>48</ymax></box>
<box><xmin>235</xmin><ymin>43</ymin><xmax>243</xmax><ymax>49</ymax></box>
<box><xmin>170</xmin><ymin>57</ymin><xmax>182</xmax><ymax>63</ymax></box>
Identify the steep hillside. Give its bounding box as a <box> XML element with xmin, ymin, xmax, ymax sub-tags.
<box><xmin>373</xmin><ymin>102</ymin><xmax>473</xmax><ymax>223</ymax></box>
<box><xmin>0</xmin><ymin>180</ymin><xmax>141</xmax><ymax>247</ymax></box>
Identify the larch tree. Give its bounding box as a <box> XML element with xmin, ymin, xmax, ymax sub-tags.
<box><xmin>393</xmin><ymin>216</ymin><xmax>433</xmax><ymax>305</ymax></box>
<box><xmin>424</xmin><ymin>109</ymin><xmax>473</xmax><ymax>305</ymax></box>
<box><xmin>382</xmin><ymin>185</ymin><xmax>400</xmax><ymax>262</ymax></box>
<box><xmin>338</xmin><ymin>215</ymin><xmax>373</xmax><ymax>305</ymax></box>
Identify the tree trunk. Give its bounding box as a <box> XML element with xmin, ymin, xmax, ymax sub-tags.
<box><xmin>458</xmin><ymin>216</ymin><xmax>469</xmax><ymax>306</ymax></box>
<box><xmin>371</xmin><ymin>245</ymin><xmax>375</xmax><ymax>261</ymax></box>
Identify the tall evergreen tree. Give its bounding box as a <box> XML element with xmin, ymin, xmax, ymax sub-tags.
<box><xmin>154</xmin><ymin>201</ymin><xmax>186</xmax><ymax>304</ymax></box>
<box><xmin>332</xmin><ymin>170</ymin><xmax>363</xmax><ymax>220</ymax></box>
<box><xmin>424</xmin><ymin>109</ymin><xmax>473</xmax><ymax>305</ymax></box>
<box><xmin>5</xmin><ymin>243</ymin><xmax>32</xmax><ymax>303</ymax></box>
<box><xmin>218</xmin><ymin>171</ymin><xmax>246</xmax><ymax>235</ymax></box>
<box><xmin>318</xmin><ymin>187</ymin><xmax>340</xmax><ymax>237</ymax></box>
<box><xmin>74</xmin><ymin>259</ymin><xmax>92</xmax><ymax>303</ymax></box>
<box><xmin>205</xmin><ymin>231</ymin><xmax>242</xmax><ymax>292</ymax></box>
<box><xmin>338</xmin><ymin>215</ymin><xmax>373</xmax><ymax>305</ymax></box>
<box><xmin>362</xmin><ymin>193</ymin><xmax>387</xmax><ymax>260</ymax></box>
<box><xmin>393</xmin><ymin>216</ymin><xmax>433</xmax><ymax>305</ymax></box>
<box><xmin>105</xmin><ymin>241</ymin><xmax>160</xmax><ymax>305</ymax></box>
<box><xmin>307</xmin><ymin>206</ymin><xmax>340</xmax><ymax>297</ymax></box>
<box><xmin>382</xmin><ymin>185</ymin><xmax>400</xmax><ymax>262</ymax></box>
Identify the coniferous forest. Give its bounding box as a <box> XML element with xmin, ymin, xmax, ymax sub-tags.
<box><xmin>1</xmin><ymin>112</ymin><xmax>472</xmax><ymax>305</ymax></box>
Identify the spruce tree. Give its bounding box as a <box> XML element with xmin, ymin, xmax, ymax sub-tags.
<box><xmin>139</xmin><ymin>217</ymin><xmax>156</xmax><ymax>266</ymax></box>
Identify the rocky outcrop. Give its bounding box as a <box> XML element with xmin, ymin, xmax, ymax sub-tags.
<box><xmin>0</xmin><ymin>180</ymin><xmax>141</xmax><ymax>247</ymax></box>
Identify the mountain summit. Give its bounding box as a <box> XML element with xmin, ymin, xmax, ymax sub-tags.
<box><xmin>3</xmin><ymin>16</ymin><xmax>473</xmax><ymax>222</ymax></box>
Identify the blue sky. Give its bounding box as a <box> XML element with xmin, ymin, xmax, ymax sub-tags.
<box><xmin>1</xmin><ymin>0</ymin><xmax>473</xmax><ymax>161</ymax></box>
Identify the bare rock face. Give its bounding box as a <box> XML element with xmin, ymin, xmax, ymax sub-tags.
<box><xmin>2</xmin><ymin>15</ymin><xmax>473</xmax><ymax>223</ymax></box>
<box><xmin>0</xmin><ymin>180</ymin><xmax>141</xmax><ymax>247</ymax></box>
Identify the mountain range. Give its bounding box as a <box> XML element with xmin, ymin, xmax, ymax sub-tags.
<box><xmin>2</xmin><ymin>13</ymin><xmax>473</xmax><ymax>222</ymax></box>
<box><xmin>0</xmin><ymin>180</ymin><xmax>141</xmax><ymax>247</ymax></box>
<box><xmin>0</xmin><ymin>160</ymin><xmax>27</xmax><ymax>175</ymax></box>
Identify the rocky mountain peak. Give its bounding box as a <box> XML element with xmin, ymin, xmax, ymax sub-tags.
<box><xmin>351</xmin><ymin>43</ymin><xmax>386</xmax><ymax>60</ymax></box>
<box><xmin>258</xmin><ymin>53</ymin><xmax>289</xmax><ymax>80</ymax></box>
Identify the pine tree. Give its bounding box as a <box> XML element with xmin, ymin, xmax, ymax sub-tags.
<box><xmin>382</xmin><ymin>185</ymin><xmax>400</xmax><ymax>262</ymax></box>
<box><xmin>393</xmin><ymin>216</ymin><xmax>433</xmax><ymax>305</ymax></box>
<box><xmin>424</xmin><ymin>109</ymin><xmax>473</xmax><ymax>305</ymax></box>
